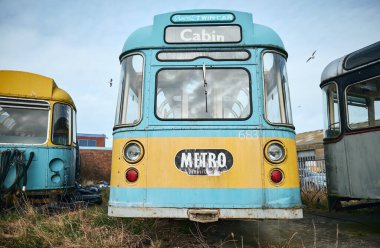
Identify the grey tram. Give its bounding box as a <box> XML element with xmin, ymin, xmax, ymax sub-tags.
<box><xmin>320</xmin><ymin>41</ymin><xmax>380</xmax><ymax>209</ymax></box>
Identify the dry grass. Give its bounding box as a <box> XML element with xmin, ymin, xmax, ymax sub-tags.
<box><xmin>1</xmin><ymin>190</ymin><xmax>345</xmax><ymax>248</ymax></box>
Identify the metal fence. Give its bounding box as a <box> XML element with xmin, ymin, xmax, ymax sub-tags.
<box><xmin>298</xmin><ymin>156</ymin><xmax>326</xmax><ymax>192</ymax></box>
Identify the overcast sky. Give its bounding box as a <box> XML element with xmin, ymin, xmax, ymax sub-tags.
<box><xmin>1</xmin><ymin>0</ymin><xmax>379</xmax><ymax>146</ymax></box>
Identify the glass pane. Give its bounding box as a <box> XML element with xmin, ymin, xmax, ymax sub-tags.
<box><xmin>165</xmin><ymin>26</ymin><xmax>241</xmax><ymax>43</ymax></box>
<box><xmin>157</xmin><ymin>51</ymin><xmax>249</xmax><ymax>61</ymax></box>
<box><xmin>52</xmin><ymin>103</ymin><xmax>72</xmax><ymax>145</ymax></box>
<box><xmin>347</xmin><ymin>77</ymin><xmax>380</xmax><ymax>129</ymax></box>
<box><xmin>263</xmin><ymin>52</ymin><xmax>292</xmax><ymax>124</ymax></box>
<box><xmin>72</xmin><ymin>110</ymin><xmax>77</xmax><ymax>144</ymax></box>
<box><xmin>115</xmin><ymin>55</ymin><xmax>144</xmax><ymax>125</ymax></box>
<box><xmin>322</xmin><ymin>83</ymin><xmax>340</xmax><ymax>138</ymax></box>
<box><xmin>156</xmin><ymin>68</ymin><xmax>250</xmax><ymax>119</ymax></box>
<box><xmin>0</xmin><ymin>106</ymin><xmax>48</xmax><ymax>144</ymax></box>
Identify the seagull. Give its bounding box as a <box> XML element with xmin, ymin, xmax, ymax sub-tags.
<box><xmin>108</xmin><ymin>78</ymin><xmax>113</xmax><ymax>87</ymax></box>
<box><xmin>306</xmin><ymin>50</ymin><xmax>316</xmax><ymax>63</ymax></box>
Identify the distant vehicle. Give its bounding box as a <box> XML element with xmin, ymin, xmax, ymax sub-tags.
<box><xmin>300</xmin><ymin>169</ymin><xmax>326</xmax><ymax>191</ymax></box>
<box><xmin>108</xmin><ymin>9</ymin><xmax>302</xmax><ymax>222</ymax></box>
<box><xmin>0</xmin><ymin>70</ymin><xmax>79</xmax><ymax>205</ymax></box>
<box><xmin>320</xmin><ymin>41</ymin><xmax>380</xmax><ymax>209</ymax></box>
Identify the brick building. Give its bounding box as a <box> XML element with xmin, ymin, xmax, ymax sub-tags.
<box><xmin>77</xmin><ymin>133</ymin><xmax>106</xmax><ymax>147</ymax></box>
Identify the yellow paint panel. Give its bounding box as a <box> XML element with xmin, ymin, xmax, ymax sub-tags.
<box><xmin>110</xmin><ymin>137</ymin><xmax>300</xmax><ymax>189</ymax></box>
<box><xmin>0</xmin><ymin>70</ymin><xmax>75</xmax><ymax>107</ymax></box>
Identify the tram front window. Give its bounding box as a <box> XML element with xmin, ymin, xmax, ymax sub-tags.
<box><xmin>0</xmin><ymin>106</ymin><xmax>49</xmax><ymax>144</ymax></box>
<box><xmin>263</xmin><ymin>52</ymin><xmax>293</xmax><ymax>125</ymax></box>
<box><xmin>346</xmin><ymin>76</ymin><xmax>380</xmax><ymax>129</ymax></box>
<box><xmin>115</xmin><ymin>54</ymin><xmax>144</xmax><ymax>126</ymax></box>
<box><xmin>156</xmin><ymin>68</ymin><xmax>250</xmax><ymax>119</ymax></box>
<box><xmin>322</xmin><ymin>83</ymin><xmax>340</xmax><ymax>138</ymax></box>
<box><xmin>52</xmin><ymin>103</ymin><xmax>72</xmax><ymax>145</ymax></box>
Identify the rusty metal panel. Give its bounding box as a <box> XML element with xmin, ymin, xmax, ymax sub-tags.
<box><xmin>344</xmin><ymin>131</ymin><xmax>380</xmax><ymax>199</ymax></box>
<box><xmin>108</xmin><ymin>206</ymin><xmax>303</xmax><ymax>221</ymax></box>
<box><xmin>325</xmin><ymin>140</ymin><xmax>351</xmax><ymax>197</ymax></box>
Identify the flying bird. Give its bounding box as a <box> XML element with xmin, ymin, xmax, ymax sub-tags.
<box><xmin>108</xmin><ymin>78</ymin><xmax>113</xmax><ymax>87</ymax></box>
<box><xmin>306</xmin><ymin>50</ymin><xmax>316</xmax><ymax>63</ymax></box>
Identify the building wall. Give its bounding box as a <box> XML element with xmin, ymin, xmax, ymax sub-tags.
<box><xmin>77</xmin><ymin>136</ymin><xmax>106</xmax><ymax>147</ymax></box>
<box><xmin>79</xmin><ymin>148</ymin><xmax>111</xmax><ymax>182</ymax></box>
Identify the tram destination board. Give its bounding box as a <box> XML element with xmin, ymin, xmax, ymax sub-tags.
<box><xmin>165</xmin><ymin>25</ymin><xmax>242</xmax><ymax>44</ymax></box>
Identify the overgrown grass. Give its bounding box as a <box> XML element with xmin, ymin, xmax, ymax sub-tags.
<box><xmin>1</xmin><ymin>189</ymin><xmax>344</xmax><ymax>248</ymax></box>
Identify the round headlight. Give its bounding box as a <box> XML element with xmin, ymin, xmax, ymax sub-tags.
<box><xmin>123</xmin><ymin>141</ymin><xmax>144</xmax><ymax>163</ymax></box>
<box><xmin>265</xmin><ymin>142</ymin><xmax>286</xmax><ymax>163</ymax></box>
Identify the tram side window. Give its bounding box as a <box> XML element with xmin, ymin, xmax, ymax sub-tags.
<box><xmin>115</xmin><ymin>55</ymin><xmax>144</xmax><ymax>125</ymax></box>
<box><xmin>263</xmin><ymin>52</ymin><xmax>293</xmax><ymax>125</ymax></box>
<box><xmin>322</xmin><ymin>83</ymin><xmax>340</xmax><ymax>138</ymax></box>
<box><xmin>346</xmin><ymin>77</ymin><xmax>380</xmax><ymax>129</ymax></box>
<box><xmin>52</xmin><ymin>103</ymin><xmax>72</xmax><ymax>145</ymax></box>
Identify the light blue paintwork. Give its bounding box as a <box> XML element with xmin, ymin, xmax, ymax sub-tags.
<box><xmin>109</xmin><ymin>187</ymin><xmax>301</xmax><ymax>208</ymax></box>
<box><xmin>1</xmin><ymin>145</ymin><xmax>76</xmax><ymax>191</ymax></box>
<box><xmin>111</xmin><ymin>10</ymin><xmax>299</xmax><ymax>212</ymax></box>
<box><xmin>121</xmin><ymin>10</ymin><xmax>285</xmax><ymax>55</ymax></box>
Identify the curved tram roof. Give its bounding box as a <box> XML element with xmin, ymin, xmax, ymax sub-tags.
<box><xmin>120</xmin><ymin>9</ymin><xmax>286</xmax><ymax>59</ymax></box>
<box><xmin>321</xmin><ymin>41</ymin><xmax>380</xmax><ymax>86</ymax></box>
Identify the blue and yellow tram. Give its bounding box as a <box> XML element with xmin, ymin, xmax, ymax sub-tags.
<box><xmin>321</xmin><ymin>41</ymin><xmax>380</xmax><ymax>209</ymax></box>
<box><xmin>0</xmin><ymin>70</ymin><xmax>79</xmax><ymax>203</ymax></box>
<box><xmin>109</xmin><ymin>10</ymin><xmax>302</xmax><ymax>221</ymax></box>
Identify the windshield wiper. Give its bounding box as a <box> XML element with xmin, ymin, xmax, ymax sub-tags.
<box><xmin>202</xmin><ymin>63</ymin><xmax>208</xmax><ymax>113</ymax></box>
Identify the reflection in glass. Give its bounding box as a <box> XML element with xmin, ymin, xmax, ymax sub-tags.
<box><xmin>346</xmin><ymin>77</ymin><xmax>380</xmax><ymax>129</ymax></box>
<box><xmin>115</xmin><ymin>55</ymin><xmax>144</xmax><ymax>125</ymax></box>
<box><xmin>263</xmin><ymin>52</ymin><xmax>293</xmax><ymax>124</ymax></box>
<box><xmin>52</xmin><ymin>103</ymin><xmax>72</xmax><ymax>145</ymax></box>
<box><xmin>0</xmin><ymin>106</ymin><xmax>49</xmax><ymax>144</ymax></box>
<box><xmin>156</xmin><ymin>68</ymin><xmax>250</xmax><ymax>119</ymax></box>
<box><xmin>322</xmin><ymin>83</ymin><xmax>340</xmax><ymax>138</ymax></box>
<box><xmin>157</xmin><ymin>51</ymin><xmax>250</xmax><ymax>61</ymax></box>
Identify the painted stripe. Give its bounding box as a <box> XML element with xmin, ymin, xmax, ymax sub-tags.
<box><xmin>113</xmin><ymin>128</ymin><xmax>295</xmax><ymax>139</ymax></box>
<box><xmin>110</xmin><ymin>137</ymin><xmax>300</xmax><ymax>189</ymax></box>
<box><xmin>109</xmin><ymin>187</ymin><xmax>301</xmax><ymax>208</ymax></box>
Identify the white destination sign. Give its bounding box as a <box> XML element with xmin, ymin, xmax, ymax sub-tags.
<box><xmin>165</xmin><ymin>25</ymin><xmax>241</xmax><ymax>43</ymax></box>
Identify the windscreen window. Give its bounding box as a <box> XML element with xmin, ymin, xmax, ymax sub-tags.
<box><xmin>156</xmin><ymin>68</ymin><xmax>250</xmax><ymax>120</ymax></box>
<box><xmin>346</xmin><ymin>76</ymin><xmax>380</xmax><ymax>129</ymax></box>
<box><xmin>115</xmin><ymin>54</ymin><xmax>144</xmax><ymax>126</ymax></box>
<box><xmin>52</xmin><ymin>103</ymin><xmax>72</xmax><ymax>145</ymax></box>
<box><xmin>263</xmin><ymin>52</ymin><xmax>293</xmax><ymax>125</ymax></box>
<box><xmin>322</xmin><ymin>83</ymin><xmax>340</xmax><ymax>138</ymax></box>
<box><xmin>0</xmin><ymin>105</ymin><xmax>49</xmax><ymax>144</ymax></box>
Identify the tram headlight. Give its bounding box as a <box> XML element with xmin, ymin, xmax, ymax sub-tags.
<box><xmin>123</xmin><ymin>141</ymin><xmax>144</xmax><ymax>163</ymax></box>
<box><xmin>265</xmin><ymin>141</ymin><xmax>286</xmax><ymax>163</ymax></box>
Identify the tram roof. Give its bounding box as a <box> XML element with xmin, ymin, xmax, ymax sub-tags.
<box><xmin>0</xmin><ymin>70</ymin><xmax>75</xmax><ymax>108</ymax></box>
<box><xmin>120</xmin><ymin>9</ymin><xmax>286</xmax><ymax>59</ymax></box>
<box><xmin>320</xmin><ymin>41</ymin><xmax>380</xmax><ymax>86</ymax></box>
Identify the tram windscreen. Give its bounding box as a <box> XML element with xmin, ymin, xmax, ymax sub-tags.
<box><xmin>0</xmin><ymin>106</ymin><xmax>49</xmax><ymax>144</ymax></box>
<box><xmin>156</xmin><ymin>68</ymin><xmax>250</xmax><ymax>119</ymax></box>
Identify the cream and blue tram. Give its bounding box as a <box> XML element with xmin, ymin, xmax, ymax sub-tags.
<box><xmin>321</xmin><ymin>41</ymin><xmax>380</xmax><ymax>209</ymax></box>
<box><xmin>0</xmin><ymin>70</ymin><xmax>78</xmax><ymax>203</ymax></box>
<box><xmin>109</xmin><ymin>10</ymin><xmax>302</xmax><ymax>222</ymax></box>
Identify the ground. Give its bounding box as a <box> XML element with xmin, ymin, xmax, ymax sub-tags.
<box><xmin>1</xmin><ymin>191</ymin><xmax>380</xmax><ymax>247</ymax></box>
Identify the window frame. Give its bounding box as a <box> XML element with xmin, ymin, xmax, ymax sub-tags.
<box><xmin>156</xmin><ymin>49</ymin><xmax>251</xmax><ymax>62</ymax></box>
<box><xmin>0</xmin><ymin>97</ymin><xmax>50</xmax><ymax>145</ymax></box>
<box><xmin>322</xmin><ymin>81</ymin><xmax>341</xmax><ymax>138</ymax></box>
<box><xmin>345</xmin><ymin>75</ymin><xmax>380</xmax><ymax>131</ymax></box>
<box><xmin>154</xmin><ymin>66</ymin><xmax>252</xmax><ymax>121</ymax></box>
<box><xmin>262</xmin><ymin>50</ymin><xmax>294</xmax><ymax>127</ymax></box>
<box><xmin>114</xmin><ymin>52</ymin><xmax>145</xmax><ymax>128</ymax></box>
<box><xmin>51</xmin><ymin>102</ymin><xmax>73</xmax><ymax>146</ymax></box>
<box><xmin>164</xmin><ymin>24</ymin><xmax>243</xmax><ymax>44</ymax></box>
